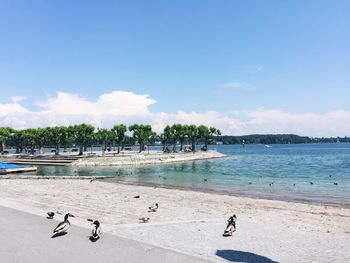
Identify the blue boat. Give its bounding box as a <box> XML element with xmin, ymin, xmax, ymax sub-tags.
<box><xmin>0</xmin><ymin>162</ymin><xmax>36</xmax><ymax>175</ymax></box>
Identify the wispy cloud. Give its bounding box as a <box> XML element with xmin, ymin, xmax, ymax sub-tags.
<box><xmin>252</xmin><ymin>66</ymin><xmax>263</xmax><ymax>73</ymax></box>
<box><xmin>220</xmin><ymin>82</ymin><xmax>251</xmax><ymax>90</ymax></box>
<box><xmin>11</xmin><ymin>96</ymin><xmax>27</xmax><ymax>103</ymax></box>
<box><xmin>1</xmin><ymin>90</ymin><xmax>350</xmax><ymax>137</ymax></box>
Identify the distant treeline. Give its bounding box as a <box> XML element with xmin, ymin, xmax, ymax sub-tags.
<box><xmin>215</xmin><ymin>134</ymin><xmax>350</xmax><ymax>145</ymax></box>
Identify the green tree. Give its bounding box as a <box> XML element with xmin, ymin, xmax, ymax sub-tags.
<box><xmin>11</xmin><ymin>130</ymin><xmax>25</xmax><ymax>154</ymax></box>
<box><xmin>198</xmin><ymin>125</ymin><xmax>209</xmax><ymax>148</ymax></box>
<box><xmin>187</xmin><ymin>125</ymin><xmax>199</xmax><ymax>152</ymax></box>
<box><xmin>160</xmin><ymin>125</ymin><xmax>172</xmax><ymax>152</ymax></box>
<box><xmin>198</xmin><ymin>126</ymin><xmax>222</xmax><ymax>148</ymax></box>
<box><xmin>35</xmin><ymin>127</ymin><xmax>50</xmax><ymax>155</ymax></box>
<box><xmin>22</xmin><ymin>128</ymin><xmax>38</xmax><ymax>155</ymax></box>
<box><xmin>0</xmin><ymin>127</ymin><xmax>13</xmax><ymax>153</ymax></box>
<box><xmin>112</xmin><ymin>124</ymin><xmax>127</xmax><ymax>153</ymax></box>
<box><xmin>95</xmin><ymin>128</ymin><xmax>115</xmax><ymax>154</ymax></box>
<box><xmin>128</xmin><ymin>124</ymin><xmax>156</xmax><ymax>152</ymax></box>
<box><xmin>170</xmin><ymin>124</ymin><xmax>183</xmax><ymax>152</ymax></box>
<box><xmin>47</xmin><ymin>126</ymin><xmax>67</xmax><ymax>155</ymax></box>
<box><xmin>178</xmin><ymin>124</ymin><xmax>188</xmax><ymax>152</ymax></box>
<box><xmin>71</xmin><ymin>124</ymin><xmax>95</xmax><ymax>155</ymax></box>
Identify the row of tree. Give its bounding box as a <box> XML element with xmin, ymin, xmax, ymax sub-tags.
<box><xmin>0</xmin><ymin>124</ymin><xmax>221</xmax><ymax>155</ymax></box>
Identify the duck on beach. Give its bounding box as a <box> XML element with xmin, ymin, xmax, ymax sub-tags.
<box><xmin>148</xmin><ymin>203</ymin><xmax>158</xmax><ymax>212</ymax></box>
<box><xmin>53</xmin><ymin>213</ymin><xmax>75</xmax><ymax>234</ymax></box>
<box><xmin>47</xmin><ymin>212</ymin><xmax>55</xmax><ymax>219</ymax></box>
<box><xmin>139</xmin><ymin>217</ymin><xmax>150</xmax><ymax>223</ymax></box>
<box><xmin>90</xmin><ymin>220</ymin><xmax>101</xmax><ymax>241</ymax></box>
<box><xmin>223</xmin><ymin>214</ymin><xmax>237</xmax><ymax>236</ymax></box>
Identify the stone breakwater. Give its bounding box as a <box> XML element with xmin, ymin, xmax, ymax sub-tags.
<box><xmin>71</xmin><ymin>150</ymin><xmax>226</xmax><ymax>166</ymax></box>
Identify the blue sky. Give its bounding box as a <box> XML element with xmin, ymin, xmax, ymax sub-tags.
<box><xmin>0</xmin><ymin>1</ymin><xmax>349</xmax><ymax>136</ymax></box>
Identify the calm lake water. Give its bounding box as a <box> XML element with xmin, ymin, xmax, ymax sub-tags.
<box><xmin>35</xmin><ymin>143</ymin><xmax>350</xmax><ymax>206</ymax></box>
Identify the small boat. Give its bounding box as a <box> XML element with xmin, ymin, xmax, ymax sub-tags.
<box><xmin>264</xmin><ymin>145</ymin><xmax>271</xmax><ymax>148</ymax></box>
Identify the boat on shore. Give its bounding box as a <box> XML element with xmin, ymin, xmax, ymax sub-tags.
<box><xmin>0</xmin><ymin>162</ymin><xmax>37</xmax><ymax>175</ymax></box>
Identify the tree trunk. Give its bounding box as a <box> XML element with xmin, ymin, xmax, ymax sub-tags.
<box><xmin>180</xmin><ymin>140</ymin><xmax>184</xmax><ymax>151</ymax></box>
<box><xmin>40</xmin><ymin>144</ymin><xmax>45</xmax><ymax>155</ymax></box>
<box><xmin>79</xmin><ymin>146</ymin><xmax>84</xmax><ymax>155</ymax></box>
<box><xmin>192</xmin><ymin>139</ymin><xmax>196</xmax><ymax>152</ymax></box>
<box><xmin>30</xmin><ymin>146</ymin><xmax>35</xmax><ymax>155</ymax></box>
<box><xmin>117</xmin><ymin>144</ymin><xmax>120</xmax><ymax>154</ymax></box>
<box><xmin>172</xmin><ymin>140</ymin><xmax>177</xmax><ymax>152</ymax></box>
<box><xmin>0</xmin><ymin>141</ymin><xmax>4</xmax><ymax>153</ymax></box>
<box><xmin>55</xmin><ymin>144</ymin><xmax>60</xmax><ymax>155</ymax></box>
<box><xmin>16</xmin><ymin>145</ymin><xmax>20</xmax><ymax>154</ymax></box>
<box><xmin>102</xmin><ymin>141</ymin><xmax>106</xmax><ymax>155</ymax></box>
<box><xmin>139</xmin><ymin>141</ymin><xmax>143</xmax><ymax>153</ymax></box>
<box><xmin>204</xmin><ymin>138</ymin><xmax>208</xmax><ymax>148</ymax></box>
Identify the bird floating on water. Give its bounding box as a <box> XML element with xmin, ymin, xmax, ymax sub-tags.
<box><xmin>334</xmin><ymin>182</ymin><xmax>338</xmax><ymax>186</ymax></box>
<box><xmin>90</xmin><ymin>220</ymin><xmax>101</xmax><ymax>240</ymax></box>
<box><xmin>53</xmin><ymin>213</ymin><xmax>75</xmax><ymax>234</ymax></box>
<box><xmin>148</xmin><ymin>203</ymin><xmax>158</xmax><ymax>212</ymax></box>
<box><xmin>139</xmin><ymin>217</ymin><xmax>150</xmax><ymax>223</ymax></box>
<box><xmin>310</xmin><ymin>182</ymin><xmax>314</xmax><ymax>185</ymax></box>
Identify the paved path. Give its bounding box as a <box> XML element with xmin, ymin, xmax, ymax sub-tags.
<box><xmin>0</xmin><ymin>206</ymin><xmax>208</xmax><ymax>263</ymax></box>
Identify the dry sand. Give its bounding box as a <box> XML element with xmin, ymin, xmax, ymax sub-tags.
<box><xmin>72</xmin><ymin>150</ymin><xmax>225</xmax><ymax>166</ymax></box>
<box><xmin>0</xmin><ymin>179</ymin><xmax>349</xmax><ymax>262</ymax></box>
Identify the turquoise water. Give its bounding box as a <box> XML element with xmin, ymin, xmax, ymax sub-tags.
<box><xmin>0</xmin><ymin>162</ymin><xmax>25</xmax><ymax>169</ymax></box>
<box><xmin>35</xmin><ymin>144</ymin><xmax>350</xmax><ymax>206</ymax></box>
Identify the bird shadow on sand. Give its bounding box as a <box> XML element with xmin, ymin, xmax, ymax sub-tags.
<box><xmin>89</xmin><ymin>236</ymin><xmax>100</xmax><ymax>243</ymax></box>
<box><xmin>216</xmin><ymin>250</ymin><xmax>279</xmax><ymax>263</ymax></box>
<box><xmin>51</xmin><ymin>232</ymin><xmax>68</xmax><ymax>238</ymax></box>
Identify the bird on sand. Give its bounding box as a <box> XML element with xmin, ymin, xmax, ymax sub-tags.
<box><xmin>223</xmin><ymin>214</ymin><xmax>237</xmax><ymax>236</ymax></box>
<box><xmin>139</xmin><ymin>217</ymin><xmax>150</xmax><ymax>223</ymax></box>
<box><xmin>148</xmin><ymin>203</ymin><xmax>158</xmax><ymax>212</ymax></box>
<box><xmin>47</xmin><ymin>212</ymin><xmax>55</xmax><ymax>219</ymax></box>
<box><xmin>90</xmin><ymin>220</ymin><xmax>101</xmax><ymax>240</ymax></box>
<box><xmin>53</xmin><ymin>213</ymin><xmax>75</xmax><ymax>234</ymax></box>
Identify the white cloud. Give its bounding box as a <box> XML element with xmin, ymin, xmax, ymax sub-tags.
<box><xmin>11</xmin><ymin>96</ymin><xmax>27</xmax><ymax>103</ymax></box>
<box><xmin>220</xmin><ymin>82</ymin><xmax>251</xmax><ymax>90</ymax></box>
<box><xmin>0</xmin><ymin>90</ymin><xmax>349</xmax><ymax>137</ymax></box>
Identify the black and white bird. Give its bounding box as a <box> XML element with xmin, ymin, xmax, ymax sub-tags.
<box><xmin>148</xmin><ymin>203</ymin><xmax>158</xmax><ymax>212</ymax></box>
<box><xmin>53</xmin><ymin>213</ymin><xmax>75</xmax><ymax>234</ymax></box>
<box><xmin>139</xmin><ymin>217</ymin><xmax>150</xmax><ymax>223</ymax></box>
<box><xmin>223</xmin><ymin>214</ymin><xmax>237</xmax><ymax>236</ymax></box>
<box><xmin>47</xmin><ymin>212</ymin><xmax>55</xmax><ymax>219</ymax></box>
<box><xmin>90</xmin><ymin>220</ymin><xmax>101</xmax><ymax>240</ymax></box>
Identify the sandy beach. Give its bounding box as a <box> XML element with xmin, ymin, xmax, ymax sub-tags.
<box><xmin>0</xmin><ymin>178</ymin><xmax>349</xmax><ymax>262</ymax></box>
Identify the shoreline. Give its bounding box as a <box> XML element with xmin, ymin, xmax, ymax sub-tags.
<box><xmin>1</xmin><ymin>178</ymin><xmax>349</xmax><ymax>262</ymax></box>
<box><xmin>1</xmin><ymin>174</ymin><xmax>348</xmax><ymax>209</ymax></box>
<box><xmin>101</xmin><ymin>179</ymin><xmax>350</xmax><ymax>209</ymax></box>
